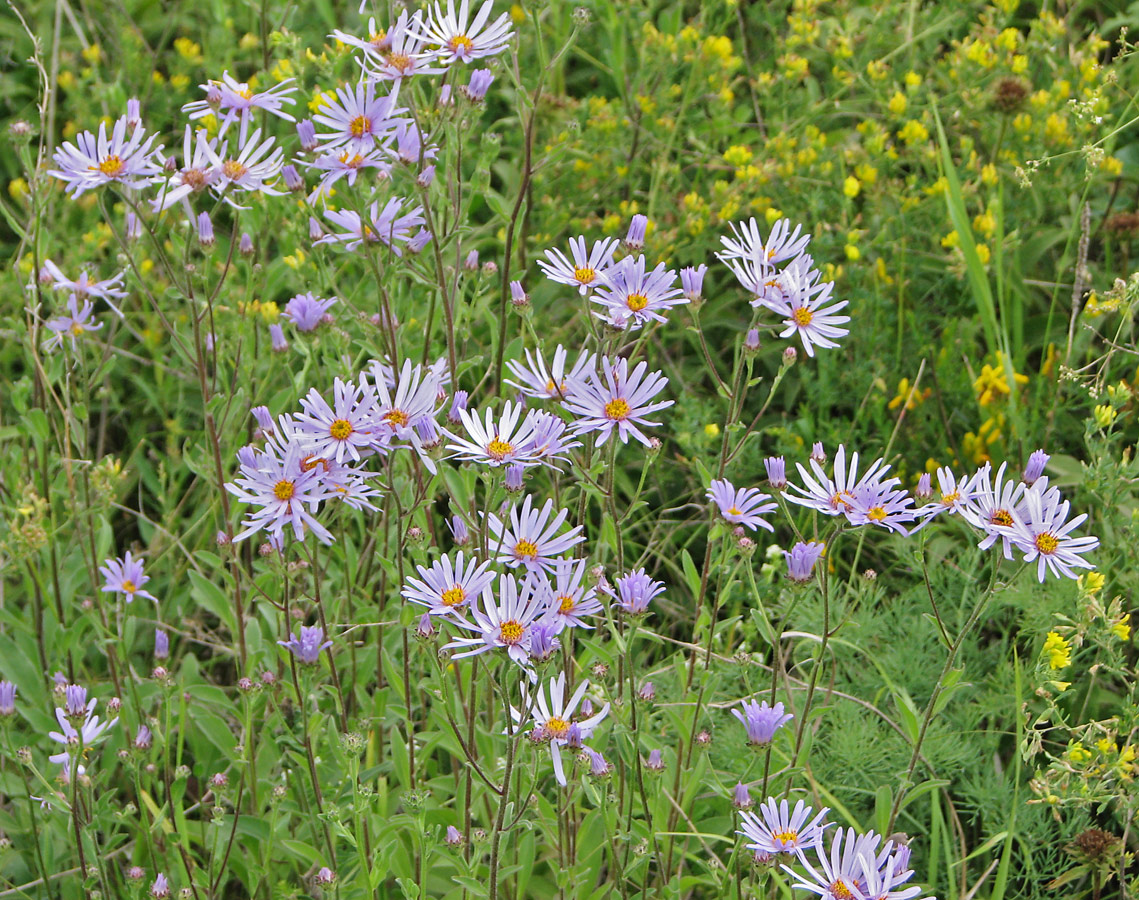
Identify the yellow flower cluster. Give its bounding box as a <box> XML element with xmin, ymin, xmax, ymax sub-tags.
<box><xmin>1043</xmin><ymin>631</ymin><xmax>1072</xmax><ymax>670</ymax></box>
<box><xmin>973</xmin><ymin>353</ymin><xmax>1028</xmax><ymax>407</ymax></box>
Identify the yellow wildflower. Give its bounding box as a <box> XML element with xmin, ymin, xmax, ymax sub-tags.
<box><xmin>904</xmin><ymin>70</ymin><xmax>922</xmax><ymax>89</ymax></box>
<box><xmin>887</xmin><ymin>91</ymin><xmax>907</xmax><ymax>116</ymax></box>
<box><xmin>510</xmin><ymin>4</ymin><xmax>525</xmax><ymax>23</ymax></box>
<box><xmin>174</xmin><ymin>37</ymin><xmax>203</xmax><ymax>63</ymax></box>
<box><xmin>973</xmin><ymin>354</ymin><xmax>1027</xmax><ymax>406</ymax></box>
<box><xmin>1111</xmin><ymin>614</ymin><xmax>1131</xmax><ymax>642</ymax></box>
<box><xmin>1068</xmin><ymin>744</ymin><xmax>1092</xmax><ymax>763</ymax></box>
<box><xmin>1078</xmin><ymin>572</ymin><xmax>1105</xmax><ymax>596</ymax></box>
<box><xmin>723</xmin><ymin>145</ymin><xmax>752</xmax><ymax>167</ymax></box>
<box><xmin>897</xmin><ymin>119</ymin><xmax>929</xmax><ymax>145</ymax></box>
<box><xmin>843</xmin><ymin>176</ymin><xmax>861</xmax><ymax>198</ymax></box>
<box><xmin>981</xmin><ymin>164</ymin><xmax>998</xmax><ymax>185</ymax></box>
<box><xmin>1093</xmin><ymin>404</ymin><xmax>1117</xmax><ymax>428</ymax></box>
<box><xmin>81</xmin><ymin>43</ymin><xmax>102</xmax><ymax>64</ymax></box>
<box><xmin>1042</xmin><ymin>631</ymin><xmax>1071</xmax><ymax>670</ymax></box>
<box><xmin>704</xmin><ymin>423</ymin><xmax>720</xmax><ymax>438</ymax></box>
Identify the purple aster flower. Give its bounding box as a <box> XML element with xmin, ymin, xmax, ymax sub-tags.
<box><xmin>624</xmin><ymin>214</ymin><xmax>648</xmax><ymax>252</ymax></box>
<box><xmin>1024</xmin><ymin>449</ymin><xmax>1050</xmax><ymax>485</ymax></box>
<box><xmin>732</xmin><ymin>699</ymin><xmax>793</xmax><ymax>745</ymax></box>
<box><xmin>415</xmin><ymin>416</ymin><xmax>443</xmax><ymax>450</ymax></box>
<box><xmin>448</xmin><ymin>390</ymin><xmax>470</xmax><ymax>425</ymax></box>
<box><xmin>505</xmin><ymin>345</ymin><xmax>596</xmax><ymax>402</ymax></box>
<box><xmin>49</xmin><ymin>690</ymin><xmax>117</xmax><ymax>767</ymax></box>
<box><xmin>291</xmin><ymin>376</ymin><xmax>378</xmax><ymax>463</ymax></box>
<box><xmin>538</xmin><ymin>235</ymin><xmax>618</xmax><ymax>295</ymax></box>
<box><xmin>393</xmin><ymin>121</ymin><xmax>439</xmax><ymax>165</ymax></box>
<box><xmin>150</xmin><ymin>873</ymin><xmax>170</xmax><ymax>899</ymax></box>
<box><xmin>733</xmin><ymin>782</ymin><xmax>753</xmax><ymax>810</ymax></box>
<box><xmin>445</xmin><ymin>573</ymin><xmax>547</xmax><ymax>671</ymax></box>
<box><xmin>317</xmin><ymin>197</ymin><xmax>425</xmax><ymax>253</ymax></box>
<box><xmin>485</xmin><ymin>494</ymin><xmax>585</xmax><ymax>573</ymax></box>
<box><xmin>785</xmin><ymin>541</ymin><xmax>825</xmax><ymax>583</ymax></box>
<box><xmin>39</xmin><ymin>261</ymin><xmax>128</xmax><ymax>309</ymax></box>
<box><xmin>528</xmin><ymin>621</ymin><xmax>561</xmax><ymax>661</ymax></box>
<box><xmin>523</xmin><ymin>411</ymin><xmax>580</xmax><ymax>467</ymax></box>
<box><xmin>513</xmin><ymin>671</ymin><xmax>609</xmax><ymax>785</ymax></box>
<box><xmin>197</xmin><ymin>211</ymin><xmax>215</xmax><ymax>247</ymax></box>
<box><xmin>534</xmin><ymin>557</ymin><xmax>603</xmax><ymax>632</ymax></box>
<box><xmin>297</xmin><ymin>119</ymin><xmax>317</xmax><ymax>151</ymax></box>
<box><xmin>134</xmin><ymin>724</ymin><xmax>152</xmax><ymax>750</ymax></box>
<box><xmin>504</xmin><ymin>463</ymin><xmax>525</xmax><ymax>492</ymax></box>
<box><xmin>240</xmin><ymin>232</ymin><xmax>255</xmax><ymax>257</ymax></box>
<box><xmin>958</xmin><ymin>462</ymin><xmax>1026</xmax><ymax>559</ymax></box>
<box><xmin>401</xmin><ymin>550</ymin><xmax>496</xmax><ymax>616</ymax></box>
<box><xmin>0</xmin><ymin>681</ymin><xmax>16</xmax><ymax>717</ymax></box>
<box><xmin>270</xmin><ymin>324</ymin><xmax>289</xmax><ymax>352</ymax></box>
<box><xmin>764</xmin><ymin>456</ymin><xmax>787</xmax><ymax>489</ymax></box>
<box><xmin>44</xmin><ymin>295</ymin><xmax>103</xmax><ymax>351</ymax></box>
<box><xmin>464</xmin><ymin>249</ymin><xmax>480</xmax><ymax>271</ymax></box>
<box><xmin>205</xmin><ymin>129</ymin><xmax>286</xmax><ymax>201</ymax></box>
<box><xmin>359</xmin><ymin>11</ymin><xmax>446</xmax><ymax>82</ymax></box>
<box><xmin>416</xmin><ymin>613</ymin><xmax>436</xmax><ymax>640</ymax></box>
<box><xmin>462</xmin><ymin>68</ymin><xmax>495</xmax><ymax>101</ymax></box>
<box><xmin>367</xmin><ymin>358</ymin><xmax>442</xmax><ymax>466</ymax></box>
<box><xmin>768</xmin><ymin>261</ymin><xmax>848</xmax><ymax>358</ymax></box>
<box><xmin>450</xmin><ymin>514</ymin><xmax>471</xmax><ymax>546</ymax></box>
<box><xmin>564</xmin><ymin>356</ymin><xmax>673</xmax><ymax>447</ymax></box>
<box><xmin>251</xmin><ymin>405</ymin><xmax>275</xmax><ymax>434</ymax></box>
<box><xmin>312</xmin><ymin>77</ymin><xmax>404</xmax><ymax>155</ymax></box>
<box><xmin>707</xmin><ymin>479</ymin><xmax>777</xmax><ymax>532</ymax></box>
<box><xmin>744</xmin><ymin>328</ymin><xmax>762</xmax><ymax>352</ymax></box>
<box><xmin>410</xmin><ymin>0</ymin><xmax>514</xmax><ymax>64</ymax></box>
<box><xmin>182</xmin><ymin>71</ymin><xmax>296</xmax><ymax>142</ymax></box>
<box><xmin>738</xmin><ymin>797</ymin><xmax>829</xmax><ymax>857</ymax></box>
<box><xmin>611</xmin><ymin>568</ymin><xmax>665</xmax><ymax>615</ymax></box>
<box><xmin>154</xmin><ymin>629</ymin><xmax>169</xmax><ymax>660</ymax></box>
<box><xmin>278</xmin><ymin>625</ymin><xmax>332</xmax><ymax>664</ymax></box>
<box><xmin>915</xmin><ymin>472</ymin><xmax>932</xmax><ymax>500</ymax></box>
<box><xmin>845</xmin><ymin>477</ymin><xmax>916</xmax><ymax>534</ymax></box>
<box><xmin>49</xmin><ymin>115</ymin><xmax>164</xmax><ymax>197</ymax></box>
<box><xmin>510</xmin><ymin>280</ymin><xmax>529</xmax><ymax>307</ymax></box>
<box><xmin>680</xmin><ymin>263</ymin><xmax>707</xmax><ymax>300</ymax></box>
<box><xmin>330</xmin><ymin>16</ymin><xmax>393</xmax><ymax>59</ymax></box>
<box><xmin>151</xmin><ymin>126</ymin><xmax>220</xmax><ymax>213</ymax></box>
<box><xmin>786</xmin><ymin>445</ymin><xmax>888</xmax><ymax>515</ymax></box>
<box><xmin>446</xmin><ymin>400</ymin><xmax>542</xmax><ymax>467</ymax></box>
<box><xmin>417</xmin><ymin>164</ymin><xmax>436</xmax><ymax>187</ymax></box>
<box><xmin>592</xmin><ymin>255</ymin><xmax>687</xmax><ymax>328</ymax></box>
<box><xmin>99</xmin><ymin>551</ymin><xmax>158</xmax><ymax>603</ymax></box>
<box><xmin>407</xmin><ymin>228</ymin><xmax>433</xmax><ymax>254</ymax></box>
<box><xmin>638</xmin><ymin>681</ymin><xmax>655</xmax><ymax>702</ymax></box>
<box><xmin>314</xmin><ymin>867</ymin><xmax>336</xmax><ymax>886</ymax></box>
<box><xmin>1007</xmin><ymin>483</ymin><xmax>1099</xmax><ymax>581</ymax></box>
<box><xmin>719</xmin><ymin>217</ymin><xmax>812</xmax><ymax>270</ymax></box>
<box><xmin>445</xmin><ymin>825</ymin><xmax>464</xmax><ymax>846</ymax></box>
<box><xmin>646</xmin><ymin>748</ymin><xmax>665</xmax><ymax>771</ymax></box>
<box><xmin>282</xmin><ymin>164</ymin><xmax>304</xmax><ymax>192</ymax></box>
<box><xmin>225</xmin><ymin>435</ymin><xmax>336</xmax><ymax>544</ymax></box>
<box><xmin>791</xmin><ymin>827</ymin><xmax>885</xmax><ymax>900</ymax></box>
<box><xmin>584</xmin><ymin>748</ymin><xmax>612</xmax><ymax>778</ymax></box>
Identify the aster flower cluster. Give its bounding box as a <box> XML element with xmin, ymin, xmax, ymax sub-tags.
<box><xmin>774</xmin><ymin>445</ymin><xmax>1097</xmax><ymax>581</ymax></box>
<box><xmin>737</xmin><ymin>797</ymin><xmax>931</xmax><ymax>900</ymax></box>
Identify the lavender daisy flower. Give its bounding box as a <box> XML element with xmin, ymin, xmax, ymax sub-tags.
<box><xmin>312</xmin><ymin>78</ymin><xmax>404</xmax><ymax>154</ymax></box>
<box><xmin>225</xmin><ymin>436</ymin><xmax>336</xmax><ymax>544</ymax></box>
<box><xmin>99</xmin><ymin>551</ymin><xmax>158</xmax><ymax>603</ymax></box>
<box><xmin>292</xmin><ymin>377</ymin><xmax>378</xmax><ymax>464</ymax></box>
<box><xmin>611</xmin><ymin>568</ymin><xmax>665</xmax><ymax>615</ymax></box>
<box><xmin>958</xmin><ymin>462</ymin><xmax>1026</xmax><ymax>559</ymax></box>
<box><xmin>360</xmin><ymin>11</ymin><xmax>446</xmax><ymax>82</ymax></box>
<box><xmin>49</xmin><ymin>115</ymin><xmax>163</xmax><ymax>197</ymax></box>
<box><xmin>791</xmin><ymin>828</ymin><xmax>885</xmax><ymax>900</ymax></box>
<box><xmin>591</xmin><ymin>255</ymin><xmax>687</xmax><ymax>328</ymax></box>
<box><xmin>134</xmin><ymin>724</ymin><xmax>152</xmax><ymax>750</ymax></box>
<box><xmin>765</xmin><ymin>456</ymin><xmax>787</xmax><ymax>489</ymax></box>
<box><xmin>304</xmin><ymin>147</ymin><xmax>390</xmax><ymax>202</ymax></box>
<box><xmin>44</xmin><ymin>295</ymin><xmax>103</xmax><ymax>351</ymax></box>
<box><xmin>513</xmin><ymin>671</ymin><xmax>609</xmax><ymax>785</ymax></box>
<box><xmin>1008</xmin><ymin>484</ymin><xmax>1099</xmax><ymax>581</ymax></box>
<box><xmin>505</xmin><ymin>345</ymin><xmax>597</xmax><ymax>402</ymax></box>
<box><xmin>1023</xmin><ymin>449</ymin><xmax>1050</xmax><ymax>485</ymax></box>
<box><xmin>563</xmin><ymin>356</ymin><xmax>673</xmax><ymax>447</ymax></box>
<box><xmin>367</xmin><ymin>358</ymin><xmax>441</xmax><ymax>464</ymax></box>
<box><xmin>584</xmin><ymin>748</ymin><xmax>612</xmax><ymax>778</ymax></box>
<box><xmin>205</xmin><ymin>129</ymin><xmax>285</xmax><ymax>201</ymax></box>
<box><xmin>535</xmin><ymin>558</ymin><xmax>604</xmax><ymax>632</ymax></box>
<box><xmin>680</xmin><ymin>264</ymin><xmax>707</xmax><ymax>300</ymax></box>
<box><xmin>411</xmin><ymin>0</ymin><xmax>514</xmax><ymax>64</ymax></box>
<box><xmin>486</xmin><ymin>495</ymin><xmax>585</xmax><ymax>572</ymax></box>
<box><xmin>718</xmin><ymin>217</ymin><xmax>812</xmax><ymax>267</ymax></box>
<box><xmin>845</xmin><ymin>478</ymin><xmax>916</xmax><ymax>534</ymax></box>
<box><xmin>529</xmin><ymin>621</ymin><xmax>561</xmax><ymax>661</ymax></box>
<box><xmin>39</xmin><ymin>260</ymin><xmax>127</xmax><ymax>308</ymax></box>
<box><xmin>393</xmin><ymin>121</ymin><xmax>439</xmax><ymax>165</ymax></box>
<box><xmin>319</xmin><ymin>457</ymin><xmax>383</xmax><ymax>512</ymax></box>
<box><xmin>0</xmin><ymin>681</ymin><xmax>16</xmax><ymax>717</ymax></box>
<box><xmin>462</xmin><ymin>69</ymin><xmax>495</xmax><ymax>101</ymax></box>
<box><xmin>48</xmin><ymin>692</ymin><xmax>117</xmax><ymax>765</ymax></box>
<box><xmin>197</xmin><ymin>211</ymin><xmax>214</xmax><ymax>247</ymax></box>
<box><xmin>150</xmin><ymin>873</ymin><xmax>170</xmax><ymax>899</ymax></box>
<box><xmin>446</xmin><ymin>400</ymin><xmax>542</xmax><ymax>467</ymax></box>
<box><xmin>915</xmin><ymin>472</ymin><xmax>933</xmax><ymax>500</ymax></box>
<box><xmin>270</xmin><ymin>323</ymin><xmax>289</xmax><ymax>352</ymax></box>
<box><xmin>445</xmin><ymin>573</ymin><xmax>546</xmax><ymax>671</ymax></box>
<box><xmin>317</xmin><ymin>197</ymin><xmax>425</xmax><ymax>253</ymax></box>
<box><xmin>401</xmin><ymin>551</ymin><xmax>496</xmax><ymax>616</ymax></box>
<box><xmin>732</xmin><ymin>699</ymin><xmax>793</xmax><ymax>745</ymax></box>
<box><xmin>183</xmin><ymin>72</ymin><xmax>296</xmax><ymax>142</ymax></box>
<box><xmin>278</xmin><ymin>625</ymin><xmax>332</xmax><ymax>664</ymax></box>
<box><xmin>537</xmin><ymin>235</ymin><xmax>618</xmax><ymax>295</ymax></box>
<box><xmin>331</xmin><ymin>17</ymin><xmax>392</xmax><ymax>58</ymax></box>
<box><xmin>523</xmin><ymin>411</ymin><xmax>580</xmax><ymax>467</ymax></box>
<box><xmin>707</xmin><ymin>479</ymin><xmax>777</xmax><ymax>532</ymax></box>
<box><xmin>858</xmin><ymin>850</ymin><xmax>927</xmax><ymax>900</ymax></box>
<box><xmin>283</xmin><ymin>293</ymin><xmax>338</xmax><ymax>332</ymax></box>
<box><xmin>624</xmin><ymin>214</ymin><xmax>648</xmax><ymax>252</ymax></box>
<box><xmin>733</xmin><ymin>782</ymin><xmax>753</xmax><ymax>810</ymax></box>
<box><xmin>773</xmin><ymin>265</ymin><xmax>849</xmax><ymax>358</ymax></box>
<box><xmin>151</xmin><ymin>126</ymin><xmax>219</xmax><ymax>212</ymax></box>
<box><xmin>785</xmin><ymin>541</ymin><xmax>825</xmax><ymax>583</ymax></box>
<box><xmin>738</xmin><ymin>797</ymin><xmax>830</xmax><ymax>857</ymax></box>
<box><xmin>786</xmin><ymin>445</ymin><xmax>888</xmax><ymax>515</ymax></box>
<box><xmin>916</xmin><ymin>466</ymin><xmax>976</xmax><ymax>521</ymax></box>
<box><xmin>155</xmin><ymin>629</ymin><xmax>169</xmax><ymax>660</ymax></box>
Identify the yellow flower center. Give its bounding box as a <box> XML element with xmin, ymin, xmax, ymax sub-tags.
<box><xmin>121</xmin><ymin>579</ymin><xmax>137</xmax><ymax>593</ymax></box>
<box><xmin>792</xmin><ymin>306</ymin><xmax>814</xmax><ymax>327</ymax></box>
<box><xmin>557</xmin><ymin>595</ymin><xmax>575</xmax><ymax>614</ymax></box>
<box><xmin>604</xmin><ymin>398</ymin><xmax>630</xmax><ymax>421</ymax></box>
<box><xmin>273</xmin><ymin>479</ymin><xmax>296</xmax><ymax>501</ymax></box>
<box><xmin>1035</xmin><ymin>532</ymin><xmax>1060</xmax><ymax>555</ymax></box>
<box><xmin>329</xmin><ymin>419</ymin><xmax>353</xmax><ymax>440</ymax></box>
<box><xmin>487</xmin><ymin>437</ymin><xmax>514</xmax><ymax>460</ymax></box>
<box><xmin>441</xmin><ymin>586</ymin><xmax>466</xmax><ymax>607</ymax></box>
<box><xmin>830</xmin><ymin>490</ymin><xmax>854</xmax><ymax>510</ymax></box>
<box><xmin>867</xmin><ymin>506</ymin><xmax>888</xmax><ymax>521</ymax></box>
<box><xmin>70</xmin><ymin>322</ymin><xmax>87</xmax><ymax>336</ymax></box>
<box><xmin>727</xmin><ymin>506</ymin><xmax>742</xmax><ymax>516</ymax></box>
<box><xmin>545</xmin><ymin>716</ymin><xmax>569</xmax><ymax>738</ymax></box>
<box><xmin>339</xmin><ymin>152</ymin><xmax>365</xmax><ymax>168</ymax></box>
<box><xmin>183</xmin><ymin>167</ymin><xmax>207</xmax><ymax>189</ymax></box>
<box><xmin>830</xmin><ymin>881</ymin><xmax>854</xmax><ymax>900</ymax></box>
<box><xmin>238</xmin><ymin>88</ymin><xmax>254</xmax><ymax>100</ymax></box>
<box><xmin>544</xmin><ymin>378</ymin><xmax>568</xmax><ymax>396</ymax></box>
<box><xmin>388</xmin><ymin>53</ymin><xmax>412</xmax><ymax>71</ymax></box>
<box><xmin>499</xmin><ymin>619</ymin><xmax>524</xmax><ymax>644</ymax></box>
<box><xmin>222</xmin><ymin>159</ymin><xmax>248</xmax><ymax>180</ymax></box>
<box><xmin>349</xmin><ymin>115</ymin><xmax>372</xmax><ymax>138</ymax></box>
<box><xmin>772</xmin><ymin>830</ymin><xmax>798</xmax><ymax>844</ymax></box>
<box><xmin>369</xmin><ymin>30</ymin><xmax>387</xmax><ymax>47</ymax></box>
<box><xmin>990</xmin><ymin>508</ymin><xmax>1014</xmax><ymax>527</ymax></box>
<box><xmin>97</xmin><ymin>155</ymin><xmax>125</xmax><ymax>177</ymax></box>
<box><xmin>941</xmin><ymin>490</ymin><xmax>960</xmax><ymax>505</ymax></box>
<box><xmin>626</xmin><ymin>293</ymin><xmax>649</xmax><ymax>312</ymax></box>
<box><xmin>573</xmin><ymin>266</ymin><xmax>596</xmax><ymax>285</ymax></box>
<box><xmin>301</xmin><ymin>455</ymin><xmax>330</xmax><ymax>473</ymax></box>
<box><xmin>448</xmin><ymin>34</ymin><xmax>475</xmax><ymax>54</ymax></box>
<box><xmin>514</xmin><ymin>539</ymin><xmax>538</xmax><ymax>559</ymax></box>
<box><xmin>383</xmin><ymin>409</ymin><xmax>409</xmax><ymax>427</ymax></box>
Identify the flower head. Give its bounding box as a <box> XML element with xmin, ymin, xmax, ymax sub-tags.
<box><xmin>99</xmin><ymin>551</ymin><xmax>158</xmax><ymax>603</ymax></box>
<box><xmin>485</xmin><ymin>495</ymin><xmax>585</xmax><ymax>572</ymax></box>
<box><xmin>708</xmin><ymin>479</ymin><xmax>777</xmax><ymax>532</ymax></box>
<box><xmin>182</xmin><ymin>72</ymin><xmax>296</xmax><ymax>142</ymax></box>
<box><xmin>49</xmin><ymin>116</ymin><xmax>163</xmax><ymax>197</ymax></box>
<box><xmin>592</xmin><ymin>255</ymin><xmax>687</xmax><ymax>328</ymax></box>
<box><xmin>537</xmin><ymin>236</ymin><xmax>618</xmax><ymax>295</ymax></box>
<box><xmin>283</xmin><ymin>293</ymin><xmax>338</xmax><ymax>332</ymax></box>
<box><xmin>505</xmin><ymin>345</ymin><xmax>597</xmax><ymax>402</ymax></box>
<box><xmin>738</xmin><ymin>797</ymin><xmax>829</xmax><ymax>856</ymax></box>
<box><xmin>45</xmin><ymin>295</ymin><xmax>103</xmax><ymax>351</ymax></box>
<box><xmin>402</xmin><ymin>551</ymin><xmax>497</xmax><ymax>616</ymax></box>
<box><xmin>564</xmin><ymin>357</ymin><xmax>672</xmax><ymax>447</ymax></box>
<box><xmin>278</xmin><ymin>625</ymin><xmax>332</xmax><ymax>664</ymax></box>
<box><xmin>785</xmin><ymin>541</ymin><xmax>825</xmax><ymax>583</ymax></box>
<box><xmin>732</xmin><ymin>699</ymin><xmax>793</xmax><ymax>746</ymax></box>
<box><xmin>445</xmin><ymin>573</ymin><xmax>547</xmax><ymax>671</ymax></box>
<box><xmin>611</xmin><ymin>568</ymin><xmax>665</xmax><ymax>615</ymax></box>
<box><xmin>1008</xmin><ymin>484</ymin><xmax>1099</xmax><ymax>581</ymax></box>
<box><xmin>410</xmin><ymin>0</ymin><xmax>514</xmax><ymax>64</ymax></box>
<box><xmin>534</xmin><ymin>558</ymin><xmax>604</xmax><ymax>631</ymax></box>
<box><xmin>514</xmin><ymin>671</ymin><xmax>609</xmax><ymax>784</ymax></box>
